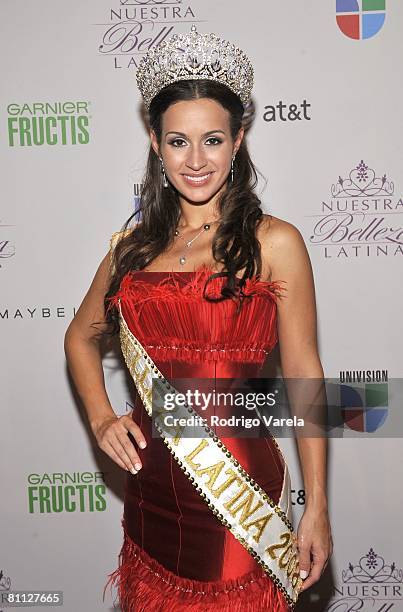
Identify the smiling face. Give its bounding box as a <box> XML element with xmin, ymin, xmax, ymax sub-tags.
<box><xmin>150</xmin><ymin>97</ymin><xmax>244</xmax><ymax>208</ymax></box>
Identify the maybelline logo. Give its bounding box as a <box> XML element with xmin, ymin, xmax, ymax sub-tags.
<box><xmin>0</xmin><ymin>307</ymin><xmax>76</xmax><ymax>320</ymax></box>
<box><xmin>309</xmin><ymin>160</ymin><xmax>403</xmax><ymax>259</ymax></box>
<box><xmin>96</xmin><ymin>0</ymin><xmax>203</xmax><ymax>70</ymax></box>
<box><xmin>326</xmin><ymin>547</ymin><xmax>402</xmax><ymax>610</ymax></box>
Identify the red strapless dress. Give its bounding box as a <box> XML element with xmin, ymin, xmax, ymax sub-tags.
<box><xmin>104</xmin><ymin>265</ymin><xmax>291</xmax><ymax>611</ymax></box>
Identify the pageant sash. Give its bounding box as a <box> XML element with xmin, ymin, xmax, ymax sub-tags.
<box><xmin>117</xmin><ymin>299</ymin><xmax>303</xmax><ymax>607</ymax></box>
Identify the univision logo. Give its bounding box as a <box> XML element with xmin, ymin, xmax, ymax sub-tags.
<box><xmin>133</xmin><ymin>182</ymin><xmax>143</xmax><ymax>213</ymax></box>
<box><xmin>336</xmin><ymin>0</ymin><xmax>386</xmax><ymax>40</ymax></box>
<box><xmin>340</xmin><ymin>381</ymin><xmax>388</xmax><ymax>432</ymax></box>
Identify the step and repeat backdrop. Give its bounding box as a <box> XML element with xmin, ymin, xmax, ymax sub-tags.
<box><xmin>1</xmin><ymin>1</ymin><xmax>402</xmax><ymax>610</ymax></box>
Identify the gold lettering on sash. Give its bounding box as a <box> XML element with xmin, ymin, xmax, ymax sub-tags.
<box><xmin>194</xmin><ymin>461</ymin><xmax>226</xmax><ymax>491</ymax></box>
<box><xmin>151</xmin><ymin>403</ymin><xmax>184</xmax><ymax>445</ymax></box>
<box><xmin>291</xmin><ymin>568</ymin><xmax>301</xmax><ymax>589</ymax></box>
<box><xmin>184</xmin><ymin>439</ymin><xmax>210</xmax><ymax>470</ymax></box>
<box><xmin>138</xmin><ymin>368</ymin><xmax>148</xmax><ymax>387</ymax></box>
<box><xmin>278</xmin><ymin>542</ymin><xmax>293</xmax><ymax>569</ymax></box>
<box><xmin>171</xmin><ymin>430</ymin><xmax>183</xmax><ymax>446</ymax></box>
<box><xmin>243</xmin><ymin>512</ymin><xmax>274</xmax><ymax>544</ymax></box>
<box><xmin>210</xmin><ymin>468</ymin><xmax>243</xmax><ymax>499</ymax></box>
<box><xmin>265</xmin><ymin>532</ymin><xmax>291</xmax><ymax>560</ymax></box>
<box><xmin>224</xmin><ymin>490</ymin><xmax>272</xmax><ymax>543</ymax></box>
<box><xmin>223</xmin><ymin>484</ymin><xmax>249</xmax><ymax>511</ymax></box>
<box><xmin>151</xmin><ymin>404</ymin><xmax>169</xmax><ymax>423</ymax></box>
<box><xmin>286</xmin><ymin>553</ymin><xmax>298</xmax><ymax>577</ymax></box>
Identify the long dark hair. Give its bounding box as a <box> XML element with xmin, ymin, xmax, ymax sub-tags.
<box><xmin>102</xmin><ymin>79</ymin><xmax>266</xmax><ymax>336</ymax></box>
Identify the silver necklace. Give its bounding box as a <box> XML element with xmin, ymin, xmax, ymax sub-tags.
<box><xmin>174</xmin><ymin>221</ymin><xmax>217</xmax><ymax>266</ymax></box>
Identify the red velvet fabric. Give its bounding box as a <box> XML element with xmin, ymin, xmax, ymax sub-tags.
<box><xmin>104</xmin><ymin>266</ymin><xmax>291</xmax><ymax>611</ymax></box>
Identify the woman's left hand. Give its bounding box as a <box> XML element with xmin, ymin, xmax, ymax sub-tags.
<box><xmin>296</xmin><ymin>504</ymin><xmax>333</xmax><ymax>593</ymax></box>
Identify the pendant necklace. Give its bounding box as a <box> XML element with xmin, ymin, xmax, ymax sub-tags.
<box><xmin>174</xmin><ymin>220</ymin><xmax>218</xmax><ymax>266</ymax></box>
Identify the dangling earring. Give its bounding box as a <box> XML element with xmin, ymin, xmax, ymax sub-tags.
<box><xmin>231</xmin><ymin>154</ymin><xmax>235</xmax><ymax>182</ymax></box>
<box><xmin>159</xmin><ymin>156</ymin><xmax>168</xmax><ymax>188</ymax></box>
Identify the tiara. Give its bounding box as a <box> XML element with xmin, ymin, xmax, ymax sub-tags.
<box><xmin>136</xmin><ymin>24</ymin><xmax>254</xmax><ymax>110</ymax></box>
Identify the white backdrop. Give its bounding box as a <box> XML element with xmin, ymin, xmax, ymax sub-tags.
<box><xmin>1</xmin><ymin>1</ymin><xmax>402</xmax><ymax>610</ymax></box>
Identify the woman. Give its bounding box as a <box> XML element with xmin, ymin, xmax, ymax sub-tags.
<box><xmin>64</xmin><ymin>25</ymin><xmax>332</xmax><ymax>611</ymax></box>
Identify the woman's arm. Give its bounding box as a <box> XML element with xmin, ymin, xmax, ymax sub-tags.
<box><xmin>261</xmin><ymin>215</ymin><xmax>333</xmax><ymax>592</ymax></box>
<box><xmin>64</xmin><ymin>249</ymin><xmax>147</xmax><ymax>474</ymax></box>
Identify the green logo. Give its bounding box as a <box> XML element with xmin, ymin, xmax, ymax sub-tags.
<box><xmin>7</xmin><ymin>101</ymin><xmax>90</xmax><ymax>147</ymax></box>
<box><xmin>27</xmin><ymin>472</ymin><xmax>107</xmax><ymax>513</ymax></box>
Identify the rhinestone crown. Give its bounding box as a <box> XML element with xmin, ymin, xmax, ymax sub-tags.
<box><xmin>136</xmin><ymin>24</ymin><xmax>254</xmax><ymax>110</ymax></box>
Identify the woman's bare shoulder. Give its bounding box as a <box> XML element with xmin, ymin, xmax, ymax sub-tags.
<box><xmin>259</xmin><ymin>214</ymin><xmax>307</xmax><ymax>254</ymax></box>
<box><xmin>259</xmin><ymin>214</ymin><xmax>303</xmax><ymax>242</ymax></box>
<box><xmin>258</xmin><ymin>214</ymin><xmax>307</xmax><ymax>280</ymax></box>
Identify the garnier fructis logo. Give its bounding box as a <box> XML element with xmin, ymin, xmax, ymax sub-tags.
<box><xmin>27</xmin><ymin>472</ymin><xmax>107</xmax><ymax>513</ymax></box>
<box><xmin>7</xmin><ymin>101</ymin><xmax>91</xmax><ymax>147</ymax></box>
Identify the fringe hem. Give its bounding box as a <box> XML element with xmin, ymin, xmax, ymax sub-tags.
<box><xmin>103</xmin><ymin>519</ymin><xmax>291</xmax><ymax>611</ymax></box>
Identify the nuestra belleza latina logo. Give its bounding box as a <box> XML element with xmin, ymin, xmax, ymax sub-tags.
<box><xmin>309</xmin><ymin>160</ymin><xmax>403</xmax><ymax>259</ymax></box>
<box><xmin>326</xmin><ymin>547</ymin><xmax>402</xmax><ymax>610</ymax></box>
<box><xmin>96</xmin><ymin>0</ymin><xmax>204</xmax><ymax>70</ymax></box>
<box><xmin>0</xmin><ymin>221</ymin><xmax>15</xmax><ymax>269</ymax></box>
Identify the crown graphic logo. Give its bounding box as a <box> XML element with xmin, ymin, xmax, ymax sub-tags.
<box><xmin>136</xmin><ymin>24</ymin><xmax>254</xmax><ymax>110</ymax></box>
<box><xmin>342</xmin><ymin>548</ymin><xmax>403</xmax><ymax>585</ymax></box>
<box><xmin>332</xmin><ymin>160</ymin><xmax>394</xmax><ymax>198</ymax></box>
